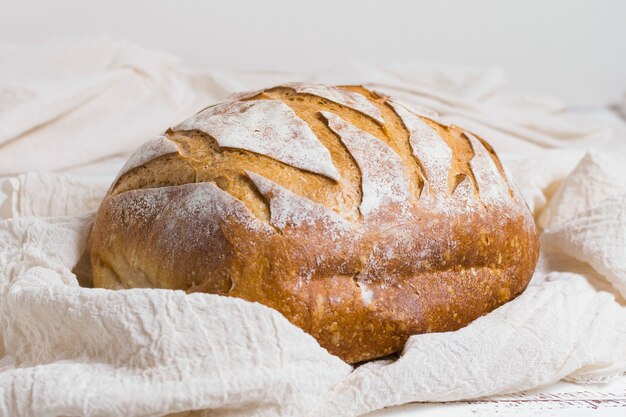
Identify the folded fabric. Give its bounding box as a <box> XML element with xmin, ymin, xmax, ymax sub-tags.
<box><xmin>543</xmin><ymin>195</ymin><xmax>626</xmax><ymax>300</ymax></box>
<box><xmin>0</xmin><ymin>37</ymin><xmax>216</xmax><ymax>174</ymax></box>
<box><xmin>0</xmin><ymin>172</ymin><xmax>110</xmax><ymax>219</ymax></box>
<box><xmin>539</xmin><ymin>151</ymin><xmax>626</xmax><ymax>229</ymax></box>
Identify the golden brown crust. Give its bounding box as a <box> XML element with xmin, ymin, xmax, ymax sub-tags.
<box><xmin>90</xmin><ymin>84</ymin><xmax>539</xmax><ymax>363</ymax></box>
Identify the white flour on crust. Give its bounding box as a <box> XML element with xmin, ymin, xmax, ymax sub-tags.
<box><xmin>247</xmin><ymin>171</ymin><xmax>353</xmax><ymax>239</ymax></box>
<box><xmin>109</xmin><ymin>182</ymin><xmax>271</xmax><ymax>256</ymax></box>
<box><xmin>114</xmin><ymin>135</ymin><xmax>180</xmax><ymax>182</ymax></box>
<box><xmin>465</xmin><ymin>132</ymin><xmax>511</xmax><ymax>208</ymax></box>
<box><xmin>174</xmin><ymin>99</ymin><xmax>340</xmax><ymax>181</ymax></box>
<box><xmin>389</xmin><ymin>102</ymin><xmax>452</xmax><ymax>197</ymax></box>
<box><xmin>450</xmin><ymin>175</ymin><xmax>477</xmax><ymax>212</ymax></box>
<box><xmin>285</xmin><ymin>83</ymin><xmax>384</xmax><ymax>123</ymax></box>
<box><xmin>322</xmin><ymin>111</ymin><xmax>411</xmax><ymax>219</ymax></box>
<box><xmin>387</xmin><ymin>98</ymin><xmax>440</xmax><ymax>121</ymax></box>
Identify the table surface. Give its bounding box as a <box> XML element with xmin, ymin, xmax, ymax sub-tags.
<box><xmin>367</xmin><ymin>377</ymin><xmax>626</xmax><ymax>416</ymax></box>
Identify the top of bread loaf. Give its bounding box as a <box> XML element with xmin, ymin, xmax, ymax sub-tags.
<box><xmin>92</xmin><ymin>83</ymin><xmax>538</xmax><ymax>363</ymax></box>
<box><xmin>110</xmin><ymin>83</ymin><xmax>525</xmax><ymax>224</ymax></box>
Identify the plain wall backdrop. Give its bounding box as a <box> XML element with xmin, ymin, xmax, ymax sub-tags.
<box><xmin>1</xmin><ymin>0</ymin><xmax>625</xmax><ymax>107</ymax></box>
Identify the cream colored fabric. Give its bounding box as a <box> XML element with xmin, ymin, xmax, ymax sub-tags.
<box><xmin>0</xmin><ymin>38</ymin><xmax>625</xmax><ymax>417</ymax></box>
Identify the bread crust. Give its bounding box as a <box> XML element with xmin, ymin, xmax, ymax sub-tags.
<box><xmin>90</xmin><ymin>84</ymin><xmax>539</xmax><ymax>363</ymax></box>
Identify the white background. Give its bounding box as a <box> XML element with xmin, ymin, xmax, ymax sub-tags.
<box><xmin>1</xmin><ymin>0</ymin><xmax>625</xmax><ymax>107</ymax></box>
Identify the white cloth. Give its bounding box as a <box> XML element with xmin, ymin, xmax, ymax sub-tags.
<box><xmin>0</xmin><ymin>37</ymin><xmax>625</xmax><ymax>417</ymax></box>
<box><xmin>0</xmin><ymin>37</ymin><xmax>214</xmax><ymax>174</ymax></box>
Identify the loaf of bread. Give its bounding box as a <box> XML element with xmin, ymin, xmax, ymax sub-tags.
<box><xmin>90</xmin><ymin>83</ymin><xmax>539</xmax><ymax>363</ymax></box>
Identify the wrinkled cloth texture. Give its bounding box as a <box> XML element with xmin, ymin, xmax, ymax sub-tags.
<box><xmin>0</xmin><ymin>37</ymin><xmax>625</xmax><ymax>417</ymax></box>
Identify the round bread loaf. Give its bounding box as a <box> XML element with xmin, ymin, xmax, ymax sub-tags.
<box><xmin>90</xmin><ymin>83</ymin><xmax>539</xmax><ymax>363</ymax></box>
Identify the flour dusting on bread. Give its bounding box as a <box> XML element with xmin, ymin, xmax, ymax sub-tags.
<box><xmin>175</xmin><ymin>99</ymin><xmax>340</xmax><ymax>180</ymax></box>
<box><xmin>389</xmin><ymin>102</ymin><xmax>452</xmax><ymax>197</ymax></box>
<box><xmin>285</xmin><ymin>83</ymin><xmax>384</xmax><ymax>123</ymax></box>
<box><xmin>247</xmin><ymin>171</ymin><xmax>353</xmax><ymax>238</ymax></box>
<box><xmin>387</xmin><ymin>98</ymin><xmax>440</xmax><ymax>121</ymax></box>
<box><xmin>107</xmin><ymin>182</ymin><xmax>270</xmax><ymax>251</ymax></box>
<box><xmin>322</xmin><ymin>111</ymin><xmax>411</xmax><ymax>219</ymax></box>
<box><xmin>114</xmin><ymin>135</ymin><xmax>179</xmax><ymax>182</ymax></box>
<box><xmin>465</xmin><ymin>132</ymin><xmax>511</xmax><ymax>207</ymax></box>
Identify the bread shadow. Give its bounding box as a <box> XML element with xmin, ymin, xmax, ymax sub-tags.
<box><xmin>72</xmin><ymin>247</ymin><xmax>93</xmax><ymax>288</ymax></box>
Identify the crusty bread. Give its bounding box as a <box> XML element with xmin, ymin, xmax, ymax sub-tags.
<box><xmin>90</xmin><ymin>83</ymin><xmax>539</xmax><ymax>363</ymax></box>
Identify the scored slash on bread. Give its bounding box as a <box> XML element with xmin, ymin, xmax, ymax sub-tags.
<box><xmin>90</xmin><ymin>83</ymin><xmax>539</xmax><ymax>363</ymax></box>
